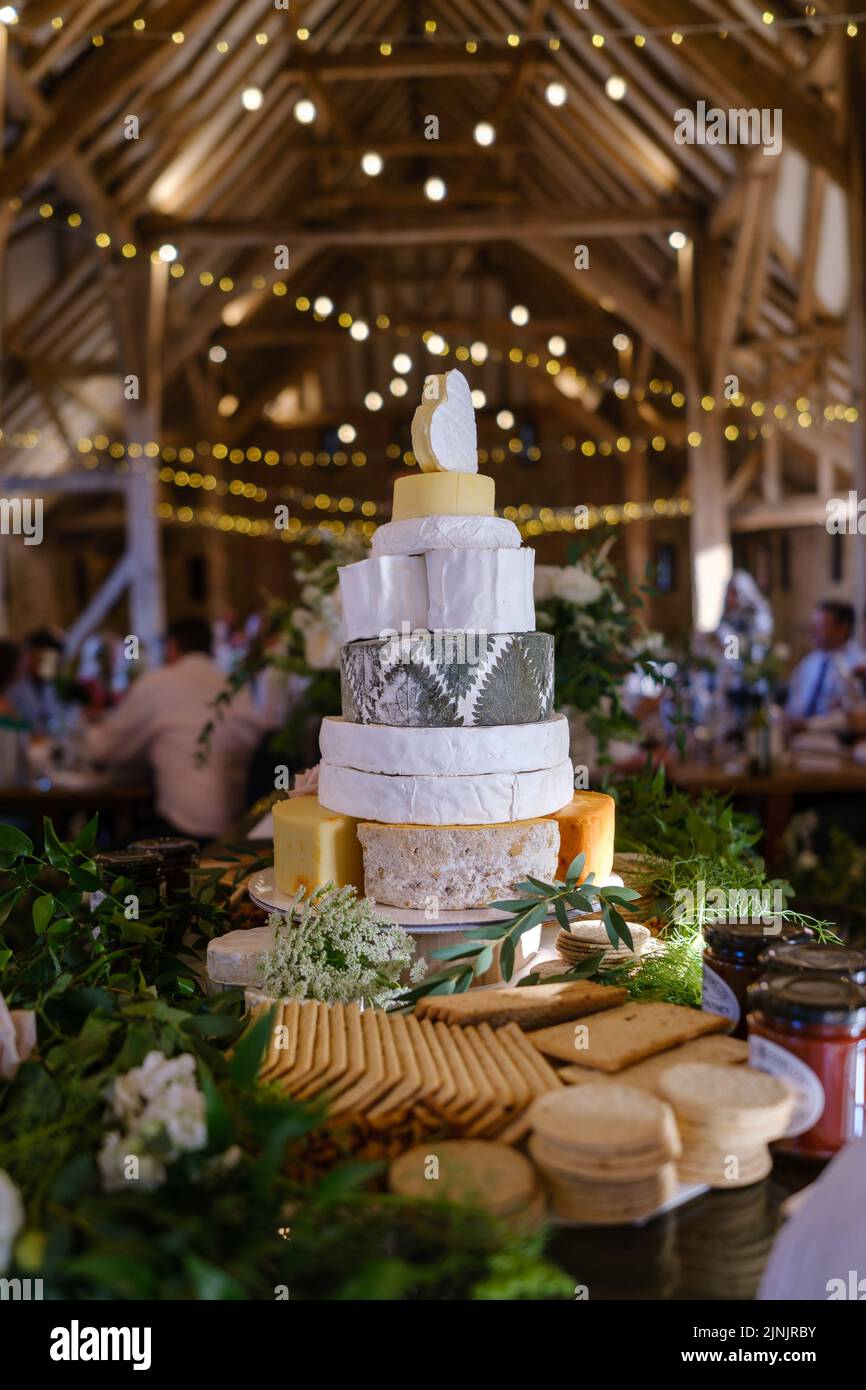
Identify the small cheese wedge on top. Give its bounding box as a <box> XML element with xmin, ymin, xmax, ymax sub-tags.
<box><xmin>411</xmin><ymin>368</ymin><xmax>478</xmax><ymax>473</ymax></box>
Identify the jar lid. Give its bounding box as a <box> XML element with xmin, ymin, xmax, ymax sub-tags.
<box><xmin>703</xmin><ymin>920</ymin><xmax>814</xmax><ymax>957</ymax></box>
<box><xmin>128</xmin><ymin>836</ymin><xmax>198</xmax><ymax>865</ymax></box>
<box><xmin>759</xmin><ymin>941</ymin><xmax>866</xmax><ymax>984</ymax></box>
<box><xmin>94</xmin><ymin>849</ymin><xmax>163</xmax><ymax>880</ymax></box>
<box><xmin>748</xmin><ymin>973</ymin><xmax>866</xmax><ymax>1028</ymax></box>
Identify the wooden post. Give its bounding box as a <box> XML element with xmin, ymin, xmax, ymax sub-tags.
<box><xmin>846</xmin><ymin>38</ymin><xmax>866</xmax><ymax>646</ymax></box>
<box><xmin>686</xmin><ymin>231</ymin><xmax>733</xmax><ymax>632</ymax></box>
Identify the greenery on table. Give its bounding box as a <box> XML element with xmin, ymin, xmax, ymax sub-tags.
<box><xmin>534</xmin><ymin>536</ymin><xmax>663</xmax><ymax>756</ymax></box>
<box><xmin>0</xmin><ymin>819</ymin><xmax>571</xmax><ymax>1301</ymax></box>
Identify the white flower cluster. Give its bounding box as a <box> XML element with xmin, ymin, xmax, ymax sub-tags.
<box><xmin>98</xmin><ymin>1051</ymin><xmax>208</xmax><ymax>1193</ymax></box>
<box><xmin>534</xmin><ymin>563</ymin><xmax>604</xmax><ymax>607</ymax></box>
<box><xmin>262</xmin><ymin>883</ymin><xmax>425</xmax><ymax>1008</ymax></box>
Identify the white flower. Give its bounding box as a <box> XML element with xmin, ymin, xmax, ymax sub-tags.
<box><xmin>0</xmin><ymin>1170</ymin><xmax>24</xmax><ymax>1273</ymax></box>
<box><xmin>553</xmin><ymin>566</ymin><xmax>603</xmax><ymax>607</ymax></box>
<box><xmin>290</xmin><ymin>765</ymin><xmax>320</xmax><ymax>798</ymax></box>
<box><xmin>0</xmin><ymin>992</ymin><xmax>36</xmax><ymax>1083</ymax></box>
<box><xmin>533</xmin><ymin>565</ymin><xmax>560</xmax><ymax>602</ymax></box>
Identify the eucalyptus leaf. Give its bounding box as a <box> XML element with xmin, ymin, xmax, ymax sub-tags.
<box><xmin>472</xmin><ymin>945</ymin><xmax>494</xmax><ymax>976</ymax></box>
<box><xmin>499</xmin><ymin>935</ymin><xmax>516</xmax><ymax>982</ymax></box>
<box><xmin>565</xmin><ymin>852</ymin><xmax>586</xmax><ymax>883</ymax></box>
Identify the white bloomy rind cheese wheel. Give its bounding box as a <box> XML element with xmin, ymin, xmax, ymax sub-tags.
<box><xmin>319</xmin><ymin>713</ymin><xmax>569</xmax><ymax>776</ymax></box>
<box><xmin>338</xmin><ymin>547</ymin><xmax>536</xmax><ymax>641</ymax></box>
<box><xmin>317</xmin><ymin>758</ymin><xmax>575</xmax><ymax>825</ymax></box>
<box><xmin>371</xmin><ymin>514</ymin><xmax>522</xmax><ymax>555</ymax></box>
<box><xmin>411</xmin><ymin>368</ymin><xmax>478</xmax><ymax>473</ymax></box>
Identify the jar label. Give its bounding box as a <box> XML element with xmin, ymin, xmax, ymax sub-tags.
<box><xmin>702</xmin><ymin>963</ymin><xmax>740</xmax><ymax>1024</ymax></box>
<box><xmin>749</xmin><ymin>1035</ymin><xmax>826</xmax><ymax>1136</ymax></box>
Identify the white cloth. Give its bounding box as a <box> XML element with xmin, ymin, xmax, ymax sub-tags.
<box><xmin>758</xmin><ymin>1138</ymin><xmax>866</xmax><ymax>1300</ymax></box>
<box><xmin>785</xmin><ymin>641</ymin><xmax>866</xmax><ymax>722</ymax></box>
<box><xmin>83</xmin><ymin>654</ymin><xmax>265</xmax><ymax>837</ymax></box>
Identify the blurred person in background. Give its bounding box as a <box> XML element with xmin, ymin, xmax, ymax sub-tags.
<box><xmin>715</xmin><ymin>570</ymin><xmax>774</xmax><ymax>660</ymax></box>
<box><xmin>8</xmin><ymin>628</ymin><xmax>66</xmax><ymax>734</ymax></box>
<box><xmin>83</xmin><ymin>616</ymin><xmax>268</xmax><ymax>839</ymax></box>
<box><xmin>785</xmin><ymin>601</ymin><xmax>866</xmax><ymax>733</ymax></box>
<box><xmin>0</xmin><ymin>640</ymin><xmax>29</xmax><ymax>785</ymax></box>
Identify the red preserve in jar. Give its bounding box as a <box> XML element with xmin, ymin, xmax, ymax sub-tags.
<box><xmin>759</xmin><ymin>941</ymin><xmax>866</xmax><ymax>985</ymax></box>
<box><xmin>702</xmin><ymin>921</ymin><xmax>815</xmax><ymax>1040</ymax></box>
<box><xmin>747</xmin><ymin>974</ymin><xmax>866</xmax><ymax>1159</ymax></box>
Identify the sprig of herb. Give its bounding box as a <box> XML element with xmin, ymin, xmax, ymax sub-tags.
<box><xmin>398</xmin><ymin>854</ymin><xmax>641</xmax><ymax>1003</ymax></box>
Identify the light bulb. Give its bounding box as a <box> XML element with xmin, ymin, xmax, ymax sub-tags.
<box><xmin>470</xmin><ymin>341</ymin><xmax>489</xmax><ymax>363</ymax></box>
<box><xmin>496</xmin><ymin>410</ymin><xmax>515</xmax><ymax>430</ymax></box>
<box><xmin>547</xmin><ymin>335</ymin><xmax>567</xmax><ymax>357</ymax></box>
<box><xmin>424</xmin><ymin>176</ymin><xmax>447</xmax><ymax>202</ymax></box>
<box><xmin>242</xmin><ymin>87</ymin><xmax>263</xmax><ymax>111</ymax></box>
<box><xmin>605</xmin><ymin>76</ymin><xmax>627</xmax><ymax>101</ymax></box>
<box><xmin>364</xmin><ymin>392</ymin><xmax>383</xmax><ymax>411</ymax></box>
<box><xmin>668</xmin><ymin>230</ymin><xmax>688</xmax><ymax>250</ymax></box>
<box><xmin>361</xmin><ymin>151</ymin><xmax>383</xmax><ymax>176</ymax></box>
<box><xmin>510</xmin><ymin>304</ymin><xmax>530</xmax><ymax>326</ymax></box>
<box><xmin>545</xmin><ymin>81</ymin><xmax>567</xmax><ymax>107</ymax></box>
<box><xmin>349</xmin><ymin>319</ymin><xmax>370</xmax><ymax>341</ymax></box>
<box><xmin>392</xmin><ymin>353</ymin><xmax>412</xmax><ymax>374</ymax></box>
<box><xmin>313</xmin><ymin>296</ymin><xmax>333</xmax><ymax>316</ymax></box>
<box><xmin>158</xmin><ymin>243</ymin><xmax>178</xmax><ymax>263</ymax></box>
<box><xmin>337</xmin><ymin>424</ymin><xmax>356</xmax><ymax>444</ymax></box>
<box><xmin>473</xmin><ymin>121</ymin><xmax>496</xmax><ymax>146</ymax></box>
<box><xmin>294</xmin><ymin>98</ymin><xmax>317</xmax><ymax>125</ymax></box>
<box><xmin>471</xmin><ymin>389</ymin><xmax>486</xmax><ymax>409</ymax></box>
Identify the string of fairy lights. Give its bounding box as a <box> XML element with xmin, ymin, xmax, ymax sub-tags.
<box><xmin>4</xmin><ymin>8</ymin><xmax>865</xmax><ymax>46</ymax></box>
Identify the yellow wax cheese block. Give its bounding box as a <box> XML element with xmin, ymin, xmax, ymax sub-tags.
<box><xmin>392</xmin><ymin>471</ymin><xmax>495</xmax><ymax>522</ymax></box>
<box><xmin>545</xmin><ymin>790</ymin><xmax>616</xmax><ymax>885</ymax></box>
<box><xmin>273</xmin><ymin>796</ymin><xmax>364</xmax><ymax>896</ymax></box>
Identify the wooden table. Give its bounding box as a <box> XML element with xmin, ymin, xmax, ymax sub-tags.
<box><xmin>667</xmin><ymin>759</ymin><xmax>866</xmax><ymax>862</ymax></box>
<box><xmin>0</xmin><ymin>777</ymin><xmax>153</xmax><ymax>842</ymax></box>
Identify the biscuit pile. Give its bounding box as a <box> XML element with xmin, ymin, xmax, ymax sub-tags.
<box><xmin>527</xmin><ymin>1083</ymin><xmax>681</xmax><ymax>1225</ymax></box>
<box><xmin>659</xmin><ymin>1062</ymin><xmax>795</xmax><ymax>1188</ymax></box>
<box><xmin>389</xmin><ymin>1140</ymin><xmax>546</xmax><ymax>1234</ymax></box>
<box><xmin>556</xmin><ymin>920</ymin><xmax>652</xmax><ymax>969</ymax></box>
<box><xmin>257</xmin><ymin>999</ymin><xmax>563</xmax><ymax>1145</ymax></box>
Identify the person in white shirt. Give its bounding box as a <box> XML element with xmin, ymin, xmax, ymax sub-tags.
<box><xmin>84</xmin><ymin>617</ymin><xmax>266</xmax><ymax>839</ymax></box>
<box><xmin>785</xmin><ymin>601</ymin><xmax>866</xmax><ymax>733</ymax></box>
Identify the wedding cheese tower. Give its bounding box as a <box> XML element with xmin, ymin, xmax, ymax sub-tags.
<box><xmin>273</xmin><ymin>369</ymin><xmax>615</xmax><ymax>911</ymax></box>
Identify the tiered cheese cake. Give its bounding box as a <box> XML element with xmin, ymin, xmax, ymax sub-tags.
<box><xmin>273</xmin><ymin>369</ymin><xmax>615</xmax><ymax>914</ymax></box>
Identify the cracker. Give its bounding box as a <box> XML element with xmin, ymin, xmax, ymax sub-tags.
<box><xmin>529</xmin><ymin>1082</ymin><xmax>676</xmax><ymax>1151</ymax></box>
<box><xmin>557</xmin><ymin>1033</ymin><xmax>748</xmax><ymax>1090</ymax></box>
<box><xmin>420</xmin><ymin>1018</ymin><xmax>457</xmax><ymax>1110</ymax></box>
<box><xmin>293</xmin><ymin>1002</ymin><xmax>333</xmax><ymax>1100</ymax></box>
<box><xmin>478</xmin><ymin>1022</ymin><xmax>532</xmax><ymax>1113</ymax></box>
<box><xmin>414</xmin><ymin>980</ymin><xmax>627</xmax><ymax>1031</ymax></box>
<box><xmin>403</xmin><ymin>1014</ymin><xmax>440</xmax><ymax>1104</ymax></box>
<box><xmin>329</xmin><ymin>1008</ymin><xmax>385</xmax><ymax>1115</ymax></box>
<box><xmin>433</xmin><ymin>1021</ymin><xmax>475</xmax><ymax>1117</ymax></box>
<box><xmin>274</xmin><ymin>1001</ymin><xmax>320</xmax><ymax>1092</ymax></box>
<box><xmin>449</xmin><ymin>1025</ymin><xmax>502</xmax><ymax>1130</ymax></box>
<box><xmin>389</xmin><ymin>1140</ymin><xmax>538</xmax><ymax>1220</ymax></box>
<box><xmin>296</xmin><ymin>1004</ymin><xmax>346</xmax><ymax>1101</ymax></box>
<box><xmin>659</xmin><ymin>1062</ymin><xmax>793</xmax><ymax>1126</ymax></box>
<box><xmin>530</xmin><ymin>1001</ymin><xmax>730</xmax><ymax>1071</ymax></box>
<box><xmin>323</xmin><ymin>1003</ymin><xmax>365</xmax><ymax>1103</ymax></box>
<box><xmin>368</xmin><ymin>1012</ymin><xmax>423</xmax><ymax>1122</ymax></box>
<box><xmin>260</xmin><ymin>1000</ymin><xmax>299</xmax><ymax>1080</ymax></box>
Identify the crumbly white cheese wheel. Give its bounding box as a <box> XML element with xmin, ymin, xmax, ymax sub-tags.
<box><xmin>410</xmin><ymin>369</ymin><xmax>478</xmax><ymax>474</ymax></box>
<box><xmin>338</xmin><ymin>554</ymin><xmax>428</xmax><ymax>642</ymax></box>
<box><xmin>358</xmin><ymin>819</ymin><xmax>559</xmax><ymax>910</ymax></box>
<box><xmin>317</xmin><ymin>758</ymin><xmax>575</xmax><ymax>825</ymax></box>
<box><xmin>320</xmin><ymin>713</ymin><xmax>568</xmax><ymax>776</ymax></box>
<box><xmin>425</xmin><ymin>547</ymin><xmax>535</xmax><ymax>633</ymax></box>
<box><xmin>371</xmin><ymin>514</ymin><xmax>522</xmax><ymax>556</ymax></box>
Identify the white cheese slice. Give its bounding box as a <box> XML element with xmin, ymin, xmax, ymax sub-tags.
<box><xmin>318</xmin><ymin>758</ymin><xmax>575</xmax><ymax>825</ymax></box>
<box><xmin>371</xmin><ymin>514</ymin><xmax>522</xmax><ymax>556</ymax></box>
<box><xmin>338</xmin><ymin>553</ymin><xmax>428</xmax><ymax>642</ymax></box>
<box><xmin>410</xmin><ymin>369</ymin><xmax>478</xmax><ymax>473</ymax></box>
<box><xmin>426</xmin><ymin>546</ymin><xmax>535</xmax><ymax>633</ymax></box>
<box><xmin>319</xmin><ymin>714</ymin><xmax>569</xmax><ymax>776</ymax></box>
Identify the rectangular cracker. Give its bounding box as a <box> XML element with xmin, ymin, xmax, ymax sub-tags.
<box><xmin>368</xmin><ymin>1012</ymin><xmax>423</xmax><ymax>1122</ymax></box>
<box><xmin>260</xmin><ymin>1000</ymin><xmax>299</xmax><ymax>1080</ymax></box>
<box><xmin>322</xmin><ymin>1003</ymin><xmax>365</xmax><ymax>1103</ymax></box>
<box><xmin>404</xmin><ymin>1014</ymin><xmax>440</xmax><ymax>1105</ymax></box>
<box><xmin>329</xmin><ymin>1009</ymin><xmax>386</xmax><ymax>1115</ymax></box>
<box><xmin>449</xmin><ymin>1025</ymin><xmax>502</xmax><ymax>1131</ymax></box>
<box><xmin>420</xmin><ymin>1018</ymin><xmax>457</xmax><ymax>1111</ymax></box>
<box><xmin>557</xmin><ymin>1033</ymin><xmax>749</xmax><ymax>1090</ymax></box>
<box><xmin>293</xmin><ymin>1002</ymin><xmax>333</xmax><ymax>1100</ymax></box>
<box><xmin>415</xmin><ymin>981</ymin><xmax>627</xmax><ymax>1031</ymax></box>
<box><xmin>477</xmin><ymin>1022</ymin><xmax>532</xmax><ymax>1113</ymax></box>
<box><xmin>499</xmin><ymin>1022</ymin><xmax>564</xmax><ymax>1092</ymax></box>
<box><xmin>296</xmin><ymin>1003</ymin><xmax>346</xmax><ymax>1101</ymax></box>
<box><xmin>433</xmin><ymin>1020</ymin><xmax>475</xmax><ymax>1119</ymax></box>
<box><xmin>463</xmin><ymin>1026</ymin><xmax>517</xmax><ymax>1137</ymax></box>
<box><xmin>529</xmin><ymin>1001</ymin><xmax>731</xmax><ymax>1072</ymax></box>
<box><xmin>273</xmin><ymin>1000</ymin><xmax>320</xmax><ymax>1092</ymax></box>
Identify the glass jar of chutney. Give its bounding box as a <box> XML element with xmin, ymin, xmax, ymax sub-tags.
<box><xmin>92</xmin><ymin>849</ymin><xmax>163</xmax><ymax>912</ymax></box>
<box><xmin>759</xmin><ymin>941</ymin><xmax>866</xmax><ymax>986</ymax></box>
<box><xmin>747</xmin><ymin>974</ymin><xmax>866</xmax><ymax>1159</ymax></box>
<box><xmin>702</xmin><ymin>921</ymin><xmax>815</xmax><ymax>1039</ymax></box>
<box><xmin>129</xmin><ymin>836</ymin><xmax>199</xmax><ymax>902</ymax></box>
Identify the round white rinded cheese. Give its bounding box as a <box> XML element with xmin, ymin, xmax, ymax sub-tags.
<box><xmin>319</xmin><ymin>714</ymin><xmax>569</xmax><ymax>776</ymax></box>
<box><xmin>371</xmin><ymin>514</ymin><xmax>522</xmax><ymax>556</ymax></box>
<box><xmin>318</xmin><ymin>758</ymin><xmax>575</xmax><ymax>825</ymax></box>
<box><xmin>207</xmin><ymin>926</ymin><xmax>274</xmax><ymax>986</ymax></box>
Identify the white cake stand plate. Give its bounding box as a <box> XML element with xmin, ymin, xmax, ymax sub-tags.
<box><xmin>247</xmin><ymin>867</ymin><xmax>623</xmax><ymax>932</ymax></box>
